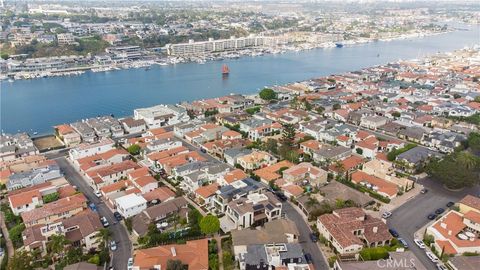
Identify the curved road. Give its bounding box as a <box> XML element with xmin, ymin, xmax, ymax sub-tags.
<box><xmin>55</xmin><ymin>157</ymin><xmax>131</xmax><ymax>270</ymax></box>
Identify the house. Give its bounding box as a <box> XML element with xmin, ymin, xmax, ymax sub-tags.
<box><xmin>132</xmin><ymin>197</ymin><xmax>189</xmax><ymax>236</ymax></box>
<box><xmin>7</xmin><ymin>164</ymin><xmax>62</xmax><ymax>191</ymax></box>
<box><xmin>317</xmin><ymin>207</ymin><xmax>392</xmax><ymax>255</ymax></box>
<box><xmin>426</xmin><ymin>195</ymin><xmax>480</xmax><ymax>255</ymax></box>
<box><xmin>253</xmin><ymin>160</ymin><xmax>294</xmax><ymax>185</ymax></box>
<box><xmin>212</xmin><ymin>178</ymin><xmax>266</xmax><ymax>214</ymax></box>
<box><xmin>115</xmin><ymin>193</ymin><xmax>147</xmax><ymax>218</ymax></box>
<box><xmin>54</xmin><ymin>125</ymin><xmax>81</xmax><ymax>146</ymax></box>
<box><xmin>74</xmin><ymin>148</ymin><xmax>130</xmax><ymax>172</ymax></box>
<box><xmin>243</xmin><ymin>243</ymin><xmax>307</xmax><ymax>270</ymax></box>
<box><xmin>120</xmin><ymin>117</ymin><xmax>147</xmax><ymax>134</ymax></box>
<box><xmin>319</xmin><ymin>181</ymin><xmax>374</xmax><ymax>208</ymax></box>
<box><xmin>447</xmin><ymin>256</ymin><xmax>480</xmax><ymax>270</ymax></box>
<box><xmin>396</xmin><ymin>147</ymin><xmax>442</xmax><ymax>173</ymax></box>
<box><xmin>225</xmin><ymin>192</ymin><xmax>282</xmax><ymax>230</ymax></box>
<box><xmin>397</xmin><ymin>126</ymin><xmax>427</xmax><ymax>143</ymax></box>
<box><xmin>360</xmin><ymin>115</ymin><xmax>388</xmax><ymax>130</ymax></box>
<box><xmin>71</xmin><ymin>121</ymin><xmax>96</xmax><ymax>143</ymax></box>
<box><xmin>132</xmin><ymin>239</ymin><xmax>208</xmax><ymax>270</ymax></box>
<box><xmin>21</xmin><ymin>193</ymin><xmax>87</xmax><ymax>227</ymax></box>
<box><xmin>86</xmin><ymin>160</ymin><xmax>140</xmax><ymax>189</ymax></box>
<box><xmin>133</xmin><ymin>104</ymin><xmax>190</xmax><ymax>128</ymax></box>
<box><xmin>362</xmin><ymin>159</ymin><xmax>414</xmax><ymax>192</ymax></box>
<box><xmin>194</xmin><ymin>183</ymin><xmax>220</xmax><ymax>206</ymax></box>
<box><xmin>219</xmin><ymin>169</ymin><xmax>248</xmax><ymax>186</ymax></box>
<box><xmin>68</xmin><ymin>138</ymin><xmax>115</xmax><ymax>160</ymax></box>
<box><xmin>237</xmin><ymin>150</ymin><xmax>277</xmax><ymax>171</ymax></box>
<box><xmin>232</xmin><ymin>219</ymin><xmax>299</xmax><ymax>259</ymax></box>
<box><xmin>8</xmin><ymin>182</ymin><xmax>60</xmax><ymax>215</ymax></box>
<box><xmin>224</xmin><ymin>148</ymin><xmax>252</xmax><ymax>167</ymax></box>
<box><xmin>282</xmin><ymin>162</ymin><xmax>328</xmax><ymax>187</ymax></box>
<box><xmin>351</xmin><ymin>171</ymin><xmax>398</xmax><ymax>199</ymax></box>
<box><xmin>312</xmin><ymin>144</ymin><xmax>352</xmax><ymax>163</ymax></box>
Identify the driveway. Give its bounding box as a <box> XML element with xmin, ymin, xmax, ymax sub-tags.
<box><xmin>387</xmin><ymin>177</ymin><xmax>480</xmax><ymax>269</ymax></box>
<box><xmin>282</xmin><ymin>202</ymin><xmax>329</xmax><ymax>269</ymax></box>
<box><xmin>55</xmin><ymin>157</ymin><xmax>132</xmax><ymax>270</ymax></box>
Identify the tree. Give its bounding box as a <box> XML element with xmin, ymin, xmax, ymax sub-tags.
<box><xmin>315</xmin><ymin>106</ymin><xmax>325</xmax><ymax>115</ymax></box>
<box><xmin>127</xmin><ymin>144</ymin><xmax>141</xmax><ymax>155</ymax></box>
<box><xmin>98</xmin><ymin>228</ymin><xmax>112</xmax><ymax>247</ymax></box>
<box><xmin>333</xmin><ymin>104</ymin><xmax>341</xmax><ymax>110</ymax></box>
<box><xmin>43</xmin><ymin>192</ymin><xmax>59</xmax><ymax>203</ymax></box>
<box><xmin>7</xmin><ymin>251</ymin><xmax>33</xmax><ymax>270</ymax></box>
<box><xmin>166</xmin><ymin>259</ymin><xmax>185</xmax><ymax>270</ymax></box>
<box><xmin>356</xmin><ymin>148</ymin><xmax>363</xmax><ymax>155</ymax></box>
<box><xmin>426</xmin><ymin>151</ymin><xmax>480</xmax><ymax>190</ymax></box>
<box><xmin>281</xmin><ymin>123</ymin><xmax>296</xmax><ymax>148</ymax></box>
<box><xmin>199</xmin><ymin>215</ymin><xmax>220</xmax><ymax>235</ymax></box>
<box><xmin>47</xmin><ymin>234</ymin><xmax>70</xmax><ymax>263</ymax></box>
<box><xmin>0</xmin><ymin>53</ymin><xmax>8</xmax><ymax>60</ymax></box>
<box><xmin>474</xmin><ymin>96</ymin><xmax>480</xmax><ymax>102</ymax></box>
<box><xmin>9</xmin><ymin>223</ymin><xmax>25</xmax><ymax>248</ymax></box>
<box><xmin>264</xmin><ymin>138</ymin><xmax>278</xmax><ymax>155</ymax></box>
<box><xmin>391</xmin><ymin>111</ymin><xmax>401</xmax><ymax>118</ymax></box>
<box><xmin>259</xmin><ymin>88</ymin><xmax>277</xmax><ymax>101</ymax></box>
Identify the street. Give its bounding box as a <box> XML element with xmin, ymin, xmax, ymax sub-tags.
<box><xmin>55</xmin><ymin>157</ymin><xmax>131</xmax><ymax>270</ymax></box>
<box><xmin>282</xmin><ymin>202</ymin><xmax>329</xmax><ymax>269</ymax></box>
<box><xmin>387</xmin><ymin>177</ymin><xmax>480</xmax><ymax>269</ymax></box>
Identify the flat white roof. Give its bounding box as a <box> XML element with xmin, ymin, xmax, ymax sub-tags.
<box><xmin>115</xmin><ymin>193</ymin><xmax>147</xmax><ymax>209</ymax></box>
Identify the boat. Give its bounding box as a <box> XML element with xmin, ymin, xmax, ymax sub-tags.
<box><xmin>222</xmin><ymin>64</ymin><xmax>230</xmax><ymax>75</ymax></box>
<box><xmin>335</xmin><ymin>43</ymin><xmax>344</xmax><ymax>48</ymax></box>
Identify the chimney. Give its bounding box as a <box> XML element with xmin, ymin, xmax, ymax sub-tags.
<box><xmin>373</xmin><ymin>226</ymin><xmax>378</xmax><ymax>233</ymax></box>
<box><xmin>171</xmin><ymin>247</ymin><xmax>176</xmax><ymax>257</ymax></box>
<box><xmin>448</xmin><ymin>230</ymin><xmax>452</xmax><ymax>236</ymax></box>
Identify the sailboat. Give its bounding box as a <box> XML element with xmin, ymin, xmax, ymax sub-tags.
<box><xmin>222</xmin><ymin>64</ymin><xmax>230</xmax><ymax>75</ymax></box>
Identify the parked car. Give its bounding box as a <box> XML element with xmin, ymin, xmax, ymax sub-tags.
<box><xmin>89</xmin><ymin>203</ymin><xmax>97</xmax><ymax>212</ymax></box>
<box><xmin>310</xmin><ymin>233</ymin><xmax>318</xmax><ymax>243</ymax></box>
<box><xmin>398</xmin><ymin>238</ymin><xmax>408</xmax><ymax>248</ymax></box>
<box><xmin>304</xmin><ymin>253</ymin><xmax>312</xmax><ymax>263</ymax></box>
<box><xmin>113</xmin><ymin>212</ymin><xmax>123</xmax><ymax>221</ymax></box>
<box><xmin>435</xmin><ymin>208</ymin><xmax>445</xmax><ymax>215</ymax></box>
<box><xmin>388</xmin><ymin>229</ymin><xmax>399</xmax><ymax>238</ymax></box>
<box><xmin>382</xmin><ymin>211</ymin><xmax>392</xmax><ymax>219</ymax></box>
<box><xmin>426</xmin><ymin>251</ymin><xmax>439</xmax><ymax>263</ymax></box>
<box><xmin>414</xmin><ymin>239</ymin><xmax>426</xmax><ymax>249</ymax></box>
<box><xmin>95</xmin><ymin>190</ymin><xmax>102</xmax><ymax>198</ymax></box>
<box><xmin>421</xmin><ymin>188</ymin><xmax>428</xmax><ymax>194</ymax></box>
<box><xmin>128</xmin><ymin>258</ymin><xmax>134</xmax><ymax>270</ymax></box>
<box><xmin>110</xmin><ymin>240</ymin><xmax>117</xmax><ymax>251</ymax></box>
<box><xmin>428</xmin><ymin>214</ymin><xmax>437</xmax><ymax>220</ymax></box>
<box><xmin>275</xmin><ymin>192</ymin><xmax>287</xmax><ymax>201</ymax></box>
<box><xmin>436</xmin><ymin>263</ymin><xmax>448</xmax><ymax>270</ymax></box>
<box><xmin>446</xmin><ymin>202</ymin><xmax>454</xmax><ymax>207</ymax></box>
<box><xmin>101</xmin><ymin>216</ymin><xmax>110</xmax><ymax>227</ymax></box>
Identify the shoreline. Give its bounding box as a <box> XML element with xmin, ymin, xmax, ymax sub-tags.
<box><xmin>1</xmin><ymin>29</ymin><xmax>450</xmax><ymax>82</ymax></box>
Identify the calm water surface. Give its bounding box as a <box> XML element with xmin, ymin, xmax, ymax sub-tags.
<box><xmin>1</xmin><ymin>25</ymin><xmax>479</xmax><ymax>134</ymax></box>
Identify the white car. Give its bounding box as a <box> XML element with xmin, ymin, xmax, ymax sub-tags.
<box><xmin>110</xmin><ymin>240</ymin><xmax>117</xmax><ymax>251</ymax></box>
<box><xmin>382</xmin><ymin>211</ymin><xmax>392</xmax><ymax>219</ymax></box>
<box><xmin>95</xmin><ymin>190</ymin><xmax>102</xmax><ymax>197</ymax></box>
<box><xmin>426</xmin><ymin>251</ymin><xmax>439</xmax><ymax>263</ymax></box>
<box><xmin>128</xmin><ymin>258</ymin><xmax>134</xmax><ymax>270</ymax></box>
<box><xmin>436</xmin><ymin>263</ymin><xmax>448</xmax><ymax>270</ymax></box>
<box><xmin>414</xmin><ymin>239</ymin><xmax>426</xmax><ymax>249</ymax></box>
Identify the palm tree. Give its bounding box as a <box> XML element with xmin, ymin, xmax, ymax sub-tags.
<box><xmin>98</xmin><ymin>228</ymin><xmax>112</xmax><ymax>250</ymax></box>
<box><xmin>456</xmin><ymin>151</ymin><xmax>479</xmax><ymax>170</ymax></box>
<box><xmin>47</xmin><ymin>234</ymin><xmax>70</xmax><ymax>264</ymax></box>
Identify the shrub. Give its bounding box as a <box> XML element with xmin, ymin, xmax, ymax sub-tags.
<box><xmin>360</xmin><ymin>247</ymin><xmax>389</xmax><ymax>261</ymax></box>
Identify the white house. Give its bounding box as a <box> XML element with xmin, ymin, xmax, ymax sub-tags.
<box><xmin>115</xmin><ymin>193</ymin><xmax>147</xmax><ymax>218</ymax></box>
<box><xmin>68</xmin><ymin>138</ymin><xmax>115</xmax><ymax>160</ymax></box>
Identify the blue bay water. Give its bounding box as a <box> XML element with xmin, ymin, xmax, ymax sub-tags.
<box><xmin>1</xmin><ymin>25</ymin><xmax>479</xmax><ymax>135</ymax></box>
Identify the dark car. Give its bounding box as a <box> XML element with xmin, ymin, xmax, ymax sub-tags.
<box><xmin>275</xmin><ymin>192</ymin><xmax>287</xmax><ymax>201</ymax></box>
<box><xmin>304</xmin><ymin>253</ymin><xmax>313</xmax><ymax>263</ymax></box>
<box><xmin>113</xmin><ymin>212</ymin><xmax>123</xmax><ymax>221</ymax></box>
<box><xmin>446</xmin><ymin>202</ymin><xmax>454</xmax><ymax>207</ymax></box>
<box><xmin>421</xmin><ymin>189</ymin><xmax>428</xmax><ymax>194</ymax></box>
<box><xmin>310</xmin><ymin>233</ymin><xmax>318</xmax><ymax>243</ymax></box>
<box><xmin>389</xmin><ymin>229</ymin><xmax>399</xmax><ymax>238</ymax></box>
<box><xmin>435</xmin><ymin>208</ymin><xmax>445</xmax><ymax>215</ymax></box>
<box><xmin>428</xmin><ymin>214</ymin><xmax>437</xmax><ymax>220</ymax></box>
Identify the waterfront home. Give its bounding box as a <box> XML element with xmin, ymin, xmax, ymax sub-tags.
<box><xmin>133</xmin><ymin>104</ymin><xmax>190</xmax><ymax>129</ymax></box>
<box><xmin>71</xmin><ymin>121</ymin><xmax>97</xmax><ymax>143</ymax></box>
<box><xmin>54</xmin><ymin>124</ymin><xmax>81</xmax><ymax>147</ymax></box>
<box><xmin>132</xmin><ymin>197</ymin><xmax>189</xmax><ymax>236</ymax></box>
<box><xmin>132</xmin><ymin>239</ymin><xmax>208</xmax><ymax>270</ymax></box>
<box><xmin>120</xmin><ymin>117</ymin><xmax>147</xmax><ymax>134</ymax></box>
<box><xmin>317</xmin><ymin>207</ymin><xmax>392</xmax><ymax>255</ymax></box>
<box><xmin>7</xmin><ymin>163</ymin><xmax>62</xmax><ymax>191</ymax></box>
<box><xmin>0</xmin><ymin>133</ymin><xmax>39</xmax><ymax>161</ymax></box>
<box><xmin>68</xmin><ymin>138</ymin><xmax>115</xmax><ymax>160</ymax></box>
<box><xmin>85</xmin><ymin>116</ymin><xmax>124</xmax><ymax>138</ymax></box>
<box><xmin>115</xmin><ymin>193</ymin><xmax>147</xmax><ymax>218</ymax></box>
<box><xmin>225</xmin><ymin>192</ymin><xmax>282</xmax><ymax>231</ymax></box>
<box><xmin>21</xmin><ymin>193</ymin><xmax>87</xmax><ymax>227</ymax></box>
<box><xmin>426</xmin><ymin>195</ymin><xmax>480</xmax><ymax>255</ymax></box>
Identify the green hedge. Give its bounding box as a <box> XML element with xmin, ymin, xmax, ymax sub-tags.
<box><xmin>360</xmin><ymin>247</ymin><xmax>389</xmax><ymax>261</ymax></box>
